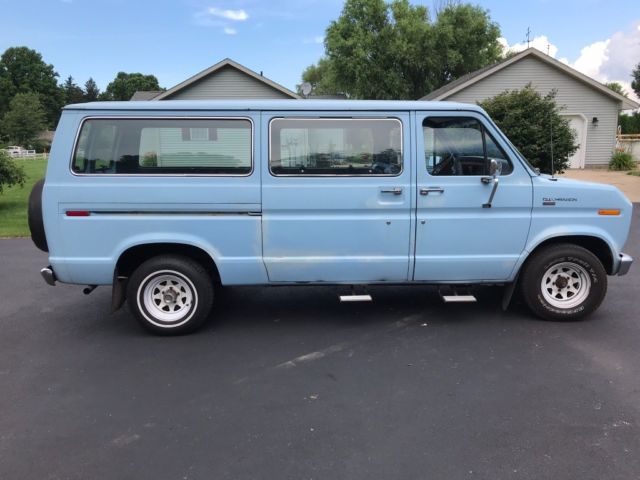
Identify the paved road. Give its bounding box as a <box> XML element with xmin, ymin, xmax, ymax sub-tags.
<box><xmin>1</xmin><ymin>208</ymin><xmax>639</xmax><ymax>480</ymax></box>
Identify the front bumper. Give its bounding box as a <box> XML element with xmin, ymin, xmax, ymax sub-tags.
<box><xmin>616</xmin><ymin>253</ymin><xmax>633</xmax><ymax>276</ymax></box>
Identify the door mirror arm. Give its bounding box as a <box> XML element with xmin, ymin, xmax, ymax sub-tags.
<box><xmin>482</xmin><ymin>159</ymin><xmax>501</xmax><ymax>208</ymax></box>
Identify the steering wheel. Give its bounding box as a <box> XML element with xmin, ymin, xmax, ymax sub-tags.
<box><xmin>432</xmin><ymin>155</ymin><xmax>461</xmax><ymax>176</ymax></box>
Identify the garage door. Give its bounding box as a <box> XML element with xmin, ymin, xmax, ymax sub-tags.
<box><xmin>564</xmin><ymin>115</ymin><xmax>587</xmax><ymax>169</ymax></box>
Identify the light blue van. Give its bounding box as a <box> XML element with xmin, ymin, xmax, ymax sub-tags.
<box><xmin>28</xmin><ymin>100</ymin><xmax>633</xmax><ymax>334</ymax></box>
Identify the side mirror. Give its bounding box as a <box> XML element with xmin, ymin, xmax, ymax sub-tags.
<box><xmin>488</xmin><ymin>158</ymin><xmax>502</xmax><ymax>177</ymax></box>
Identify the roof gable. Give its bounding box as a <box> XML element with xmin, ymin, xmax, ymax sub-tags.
<box><xmin>130</xmin><ymin>90</ymin><xmax>162</xmax><ymax>101</ymax></box>
<box><xmin>422</xmin><ymin>48</ymin><xmax>639</xmax><ymax>110</ymax></box>
<box><xmin>153</xmin><ymin>58</ymin><xmax>299</xmax><ymax>100</ymax></box>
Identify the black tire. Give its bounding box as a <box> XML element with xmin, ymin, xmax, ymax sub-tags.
<box><xmin>126</xmin><ymin>255</ymin><xmax>214</xmax><ymax>335</ymax></box>
<box><xmin>28</xmin><ymin>178</ymin><xmax>48</xmax><ymax>252</ymax></box>
<box><xmin>520</xmin><ymin>244</ymin><xmax>607</xmax><ymax>321</ymax></box>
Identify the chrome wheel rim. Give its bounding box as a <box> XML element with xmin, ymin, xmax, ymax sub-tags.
<box><xmin>541</xmin><ymin>262</ymin><xmax>591</xmax><ymax>309</ymax></box>
<box><xmin>138</xmin><ymin>270</ymin><xmax>197</xmax><ymax>328</ymax></box>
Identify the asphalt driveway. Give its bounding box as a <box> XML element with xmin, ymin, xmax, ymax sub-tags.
<box><xmin>0</xmin><ymin>206</ymin><xmax>639</xmax><ymax>480</ymax></box>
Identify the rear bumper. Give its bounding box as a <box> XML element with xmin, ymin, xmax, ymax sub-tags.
<box><xmin>615</xmin><ymin>253</ymin><xmax>633</xmax><ymax>276</ymax></box>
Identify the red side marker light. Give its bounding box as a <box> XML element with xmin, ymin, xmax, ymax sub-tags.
<box><xmin>66</xmin><ymin>210</ymin><xmax>91</xmax><ymax>217</ymax></box>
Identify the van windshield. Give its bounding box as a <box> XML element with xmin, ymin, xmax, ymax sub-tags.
<box><xmin>505</xmin><ymin>138</ymin><xmax>539</xmax><ymax>175</ymax></box>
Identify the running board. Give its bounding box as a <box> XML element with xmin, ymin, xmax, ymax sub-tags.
<box><xmin>339</xmin><ymin>294</ymin><xmax>372</xmax><ymax>303</ymax></box>
<box><xmin>439</xmin><ymin>286</ymin><xmax>477</xmax><ymax>303</ymax></box>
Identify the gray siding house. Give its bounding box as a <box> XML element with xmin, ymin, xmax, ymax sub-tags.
<box><xmin>422</xmin><ymin>48</ymin><xmax>639</xmax><ymax>168</ymax></box>
<box><xmin>133</xmin><ymin>58</ymin><xmax>299</xmax><ymax>101</ymax></box>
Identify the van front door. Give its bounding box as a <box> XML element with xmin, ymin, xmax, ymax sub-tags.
<box><xmin>261</xmin><ymin>113</ymin><xmax>412</xmax><ymax>282</ymax></box>
<box><xmin>413</xmin><ymin>112</ymin><xmax>532</xmax><ymax>281</ymax></box>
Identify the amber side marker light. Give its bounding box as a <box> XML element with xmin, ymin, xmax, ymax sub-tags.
<box><xmin>598</xmin><ymin>209</ymin><xmax>621</xmax><ymax>216</ymax></box>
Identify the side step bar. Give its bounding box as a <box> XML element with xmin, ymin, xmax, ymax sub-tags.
<box><xmin>438</xmin><ymin>286</ymin><xmax>477</xmax><ymax>303</ymax></box>
<box><xmin>339</xmin><ymin>294</ymin><xmax>372</xmax><ymax>303</ymax></box>
<box><xmin>340</xmin><ymin>286</ymin><xmax>372</xmax><ymax>303</ymax></box>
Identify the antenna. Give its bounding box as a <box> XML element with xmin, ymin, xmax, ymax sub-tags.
<box><xmin>549</xmin><ymin>109</ymin><xmax>555</xmax><ymax>178</ymax></box>
<box><xmin>525</xmin><ymin>27</ymin><xmax>531</xmax><ymax>49</ymax></box>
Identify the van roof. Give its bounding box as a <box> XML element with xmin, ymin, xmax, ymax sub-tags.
<box><xmin>64</xmin><ymin>99</ymin><xmax>485</xmax><ymax>113</ymax></box>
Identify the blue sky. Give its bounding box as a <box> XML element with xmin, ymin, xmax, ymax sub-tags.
<box><xmin>1</xmin><ymin>0</ymin><xmax>639</xmax><ymax>97</ymax></box>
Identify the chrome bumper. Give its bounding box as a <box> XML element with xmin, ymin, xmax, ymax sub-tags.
<box><xmin>616</xmin><ymin>253</ymin><xmax>633</xmax><ymax>276</ymax></box>
<box><xmin>40</xmin><ymin>266</ymin><xmax>56</xmax><ymax>286</ymax></box>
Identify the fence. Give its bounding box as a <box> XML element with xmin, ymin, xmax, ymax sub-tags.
<box><xmin>615</xmin><ymin>129</ymin><xmax>640</xmax><ymax>161</ymax></box>
<box><xmin>6</xmin><ymin>149</ymin><xmax>37</xmax><ymax>158</ymax></box>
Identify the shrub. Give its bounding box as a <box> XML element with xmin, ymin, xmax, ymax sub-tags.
<box><xmin>609</xmin><ymin>152</ymin><xmax>636</xmax><ymax>171</ymax></box>
<box><xmin>141</xmin><ymin>151</ymin><xmax>158</xmax><ymax>167</ymax></box>
<box><xmin>479</xmin><ymin>84</ymin><xmax>578</xmax><ymax>174</ymax></box>
<box><xmin>0</xmin><ymin>150</ymin><xmax>27</xmax><ymax>194</ymax></box>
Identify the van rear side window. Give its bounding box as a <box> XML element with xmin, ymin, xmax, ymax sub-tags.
<box><xmin>72</xmin><ymin>118</ymin><xmax>252</xmax><ymax>175</ymax></box>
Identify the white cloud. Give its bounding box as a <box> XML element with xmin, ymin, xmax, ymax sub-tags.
<box><xmin>193</xmin><ymin>6</ymin><xmax>249</xmax><ymax>34</ymax></box>
<box><xmin>572</xmin><ymin>40</ymin><xmax>610</xmax><ymax>78</ymax></box>
<box><xmin>206</xmin><ymin>7</ymin><xmax>248</xmax><ymax>21</ymax></box>
<box><xmin>304</xmin><ymin>36</ymin><xmax>324</xmax><ymax>44</ymax></box>
<box><xmin>500</xmin><ymin>35</ymin><xmax>559</xmax><ymax>58</ymax></box>
<box><xmin>570</xmin><ymin>22</ymin><xmax>640</xmax><ymax>104</ymax></box>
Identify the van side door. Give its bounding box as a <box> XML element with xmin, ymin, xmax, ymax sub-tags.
<box><xmin>261</xmin><ymin>112</ymin><xmax>412</xmax><ymax>282</ymax></box>
<box><xmin>413</xmin><ymin>111</ymin><xmax>533</xmax><ymax>281</ymax></box>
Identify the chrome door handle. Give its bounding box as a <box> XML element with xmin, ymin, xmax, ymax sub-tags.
<box><xmin>380</xmin><ymin>187</ymin><xmax>403</xmax><ymax>195</ymax></box>
<box><xmin>420</xmin><ymin>187</ymin><xmax>444</xmax><ymax>195</ymax></box>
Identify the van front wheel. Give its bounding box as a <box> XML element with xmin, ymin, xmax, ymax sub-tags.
<box><xmin>521</xmin><ymin>244</ymin><xmax>607</xmax><ymax>321</ymax></box>
<box><xmin>127</xmin><ymin>255</ymin><xmax>214</xmax><ymax>335</ymax></box>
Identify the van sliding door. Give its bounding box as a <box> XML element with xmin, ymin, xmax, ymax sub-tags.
<box><xmin>261</xmin><ymin>112</ymin><xmax>412</xmax><ymax>283</ymax></box>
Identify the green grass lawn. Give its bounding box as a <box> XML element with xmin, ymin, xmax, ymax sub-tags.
<box><xmin>0</xmin><ymin>156</ymin><xmax>48</xmax><ymax>237</ymax></box>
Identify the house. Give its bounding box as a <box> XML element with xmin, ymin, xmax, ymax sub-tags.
<box><xmin>132</xmin><ymin>58</ymin><xmax>299</xmax><ymax>101</ymax></box>
<box><xmin>422</xmin><ymin>48</ymin><xmax>639</xmax><ymax>168</ymax></box>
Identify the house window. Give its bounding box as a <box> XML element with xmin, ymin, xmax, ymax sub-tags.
<box><xmin>188</xmin><ymin>128</ymin><xmax>209</xmax><ymax>141</ymax></box>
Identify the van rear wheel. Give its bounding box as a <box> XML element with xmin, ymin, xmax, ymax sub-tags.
<box><xmin>127</xmin><ymin>255</ymin><xmax>214</xmax><ymax>335</ymax></box>
<box><xmin>520</xmin><ymin>244</ymin><xmax>607</xmax><ymax>321</ymax></box>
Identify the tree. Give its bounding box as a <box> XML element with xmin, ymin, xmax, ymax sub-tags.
<box><xmin>632</xmin><ymin>62</ymin><xmax>640</xmax><ymax>99</ymax></box>
<box><xmin>618</xmin><ymin>112</ymin><xmax>640</xmax><ymax>134</ymax></box>
<box><xmin>605</xmin><ymin>82</ymin><xmax>627</xmax><ymax>97</ymax></box>
<box><xmin>299</xmin><ymin>58</ymin><xmax>340</xmax><ymax>96</ymax></box>
<box><xmin>0</xmin><ymin>150</ymin><xmax>26</xmax><ymax>194</ymax></box>
<box><xmin>84</xmin><ymin>77</ymin><xmax>100</xmax><ymax>102</ymax></box>
<box><xmin>62</xmin><ymin>75</ymin><xmax>85</xmax><ymax>105</ymax></box>
<box><xmin>1</xmin><ymin>92</ymin><xmax>47</xmax><ymax>146</ymax></box>
<box><xmin>0</xmin><ymin>46</ymin><xmax>63</xmax><ymax>127</ymax></box>
<box><xmin>102</xmin><ymin>72</ymin><xmax>162</xmax><ymax>101</ymax></box>
<box><xmin>479</xmin><ymin>85</ymin><xmax>578</xmax><ymax>174</ymax></box>
<box><xmin>300</xmin><ymin>0</ymin><xmax>502</xmax><ymax>99</ymax></box>
<box><xmin>430</xmin><ymin>3</ymin><xmax>502</xmax><ymax>85</ymax></box>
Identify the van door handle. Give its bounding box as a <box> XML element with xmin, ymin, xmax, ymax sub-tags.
<box><xmin>420</xmin><ymin>187</ymin><xmax>444</xmax><ymax>195</ymax></box>
<box><xmin>380</xmin><ymin>187</ymin><xmax>403</xmax><ymax>195</ymax></box>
